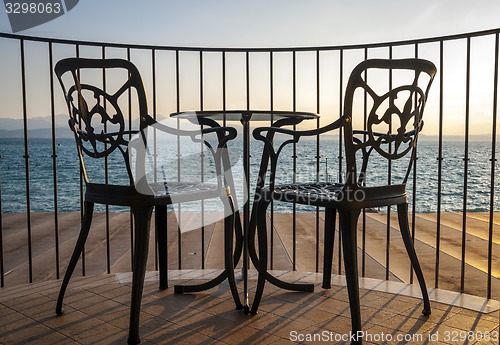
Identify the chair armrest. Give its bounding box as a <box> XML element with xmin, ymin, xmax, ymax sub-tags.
<box><xmin>253</xmin><ymin>114</ymin><xmax>348</xmax><ymax>143</ymax></box>
<box><xmin>142</xmin><ymin>115</ymin><xmax>237</xmax><ymax>147</ymax></box>
<box><xmin>131</xmin><ymin>115</ymin><xmax>238</xmax><ymax>196</ymax></box>
<box><xmin>253</xmin><ymin>114</ymin><xmax>348</xmax><ymax>161</ymax></box>
<box><xmin>251</xmin><ymin>114</ymin><xmax>348</xmax><ymax>191</ymax></box>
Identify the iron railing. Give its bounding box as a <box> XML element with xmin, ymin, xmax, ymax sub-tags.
<box><xmin>0</xmin><ymin>29</ymin><xmax>498</xmax><ymax>300</ymax></box>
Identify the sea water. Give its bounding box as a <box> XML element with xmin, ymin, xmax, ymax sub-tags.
<box><xmin>0</xmin><ymin>137</ymin><xmax>498</xmax><ymax>214</ymax></box>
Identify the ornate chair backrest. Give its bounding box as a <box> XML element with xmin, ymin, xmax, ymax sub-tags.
<box><xmin>342</xmin><ymin>58</ymin><xmax>437</xmax><ymax>187</ymax></box>
<box><xmin>55</xmin><ymin>58</ymin><xmax>147</xmax><ymax>186</ymax></box>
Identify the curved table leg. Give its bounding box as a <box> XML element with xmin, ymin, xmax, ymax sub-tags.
<box><xmin>174</xmin><ymin>192</ymin><xmax>243</xmax><ymax>310</ymax></box>
<box><xmin>249</xmin><ymin>197</ymin><xmax>314</xmax><ymax>315</ymax></box>
<box><xmin>225</xmin><ymin>194</ymin><xmax>244</xmax><ymax>310</ymax></box>
<box><xmin>250</xmin><ymin>199</ymin><xmax>269</xmax><ymax>314</ymax></box>
<box><xmin>174</xmin><ymin>270</ymin><xmax>229</xmax><ymax>293</ymax></box>
<box><xmin>233</xmin><ymin>210</ymin><xmax>244</xmax><ymax>266</ymax></box>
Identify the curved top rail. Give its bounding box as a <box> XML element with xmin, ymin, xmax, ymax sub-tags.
<box><xmin>1</xmin><ymin>28</ymin><xmax>500</xmax><ymax>52</ymax></box>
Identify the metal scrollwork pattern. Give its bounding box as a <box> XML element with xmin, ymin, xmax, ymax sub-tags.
<box><xmin>67</xmin><ymin>83</ymin><xmax>128</xmax><ymax>158</ymax></box>
<box><xmin>356</xmin><ymin>81</ymin><xmax>426</xmax><ymax>160</ymax></box>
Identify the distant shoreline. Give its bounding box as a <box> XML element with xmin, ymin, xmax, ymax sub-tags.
<box><xmin>0</xmin><ymin>129</ymin><xmax>498</xmax><ymax>142</ymax></box>
<box><xmin>0</xmin><ymin>114</ymin><xmax>498</xmax><ymax>141</ymax></box>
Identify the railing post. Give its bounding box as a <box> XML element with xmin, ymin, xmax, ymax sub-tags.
<box><xmin>487</xmin><ymin>32</ymin><xmax>499</xmax><ymax>299</ymax></box>
<box><xmin>461</xmin><ymin>36</ymin><xmax>471</xmax><ymax>293</ymax></box>
<box><xmin>48</xmin><ymin>41</ymin><xmax>60</xmax><ymax>280</ymax></box>
<box><xmin>435</xmin><ymin>39</ymin><xmax>444</xmax><ymax>289</ymax></box>
<box><xmin>20</xmin><ymin>39</ymin><xmax>33</xmax><ymax>283</ymax></box>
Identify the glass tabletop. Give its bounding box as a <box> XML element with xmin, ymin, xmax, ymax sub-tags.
<box><xmin>170</xmin><ymin>110</ymin><xmax>319</xmax><ymax>121</ymax></box>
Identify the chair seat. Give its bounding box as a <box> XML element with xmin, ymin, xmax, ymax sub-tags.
<box><xmin>85</xmin><ymin>182</ymin><xmax>223</xmax><ymax>207</ymax></box>
<box><xmin>270</xmin><ymin>182</ymin><xmax>407</xmax><ymax>209</ymax></box>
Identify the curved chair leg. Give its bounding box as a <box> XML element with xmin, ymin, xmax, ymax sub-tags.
<box><xmin>397</xmin><ymin>203</ymin><xmax>431</xmax><ymax>316</ymax></box>
<box><xmin>155</xmin><ymin>205</ymin><xmax>168</xmax><ymax>290</ymax></box>
<box><xmin>128</xmin><ymin>206</ymin><xmax>153</xmax><ymax>345</ymax></box>
<box><xmin>322</xmin><ymin>208</ymin><xmax>336</xmax><ymax>289</ymax></box>
<box><xmin>339</xmin><ymin>209</ymin><xmax>362</xmax><ymax>344</ymax></box>
<box><xmin>56</xmin><ymin>201</ymin><xmax>94</xmax><ymax>316</ymax></box>
<box><xmin>250</xmin><ymin>199</ymin><xmax>270</xmax><ymax>315</ymax></box>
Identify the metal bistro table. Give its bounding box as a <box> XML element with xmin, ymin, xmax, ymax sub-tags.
<box><xmin>171</xmin><ymin>110</ymin><xmax>319</xmax><ymax>312</ymax></box>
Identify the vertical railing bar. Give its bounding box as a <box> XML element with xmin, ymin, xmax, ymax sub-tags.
<box><xmin>315</xmin><ymin>49</ymin><xmax>320</xmax><ymax>273</ymax></box>
<box><xmin>410</xmin><ymin>43</ymin><xmax>419</xmax><ymax>284</ymax></box>
<box><xmin>435</xmin><ymin>40</ymin><xmax>444</xmax><ymax>289</ymax></box>
<box><xmin>175</xmin><ymin>49</ymin><xmax>182</xmax><ymax>269</ymax></box>
<box><xmin>221</xmin><ymin>51</ymin><xmax>229</xmax><ymax>275</ymax></box>
<box><xmin>244</xmin><ymin>51</ymin><xmax>251</xmax><ymax>279</ymax></box>
<box><xmin>461</xmin><ymin>36</ymin><xmax>471</xmax><ymax>293</ymax></box>
<box><xmin>0</xmin><ymin>66</ymin><xmax>3</xmax><ymax>284</ymax></box>
<box><xmin>152</xmin><ymin>49</ymin><xmax>159</xmax><ymax>272</ymax></box>
<box><xmin>222</xmin><ymin>50</ymin><xmax>228</xmax><ymax>276</ymax></box>
<box><xmin>152</xmin><ymin>50</ymin><xmax>157</xmax><ymax>120</ymax></box>
<box><xmin>48</xmin><ymin>42</ymin><xmax>60</xmax><ymax>279</ymax></box>
<box><xmin>221</xmin><ymin>50</ymin><xmax>232</xmax><ymax>273</ymax></box>
<box><xmin>20</xmin><ymin>39</ymin><xmax>33</xmax><ymax>283</ymax></box>
<box><xmin>338</xmin><ymin>49</ymin><xmax>343</xmax><ymax>274</ymax></box>
<box><xmin>246</xmin><ymin>51</ymin><xmax>250</xmax><ymax>111</ymax></box>
<box><xmin>75</xmin><ymin>45</ymin><xmax>86</xmax><ymax>276</ymax></box>
<box><xmin>0</xmin><ymin>179</ymin><xmax>3</xmax><ymax>287</ymax></box>
<box><xmin>199</xmin><ymin>50</ymin><xmax>205</xmax><ymax>269</ymax></box>
<box><xmin>292</xmin><ymin>50</ymin><xmax>297</xmax><ymax>271</ymax></box>
<box><xmin>269</xmin><ymin>51</ymin><xmax>275</xmax><ymax>269</ymax></box>
<box><xmin>127</xmin><ymin>47</ymin><xmax>134</xmax><ymax>272</ymax></box>
<box><xmin>222</xmin><ymin>52</ymin><xmax>227</xmax><ymax>125</ymax></box>
<box><xmin>101</xmin><ymin>46</ymin><xmax>111</xmax><ymax>274</ymax></box>
<box><xmin>487</xmin><ymin>33</ymin><xmax>498</xmax><ymax>299</ymax></box>
<box><xmin>362</xmin><ymin>47</ymin><xmax>368</xmax><ymax>277</ymax></box>
<box><xmin>386</xmin><ymin>45</ymin><xmax>393</xmax><ymax>281</ymax></box>
<box><xmin>221</xmin><ymin>50</ymin><xmax>232</xmax><ymax>275</ymax></box>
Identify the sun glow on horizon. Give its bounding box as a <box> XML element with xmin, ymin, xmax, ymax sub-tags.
<box><xmin>0</xmin><ymin>33</ymin><xmax>499</xmax><ymax>139</ymax></box>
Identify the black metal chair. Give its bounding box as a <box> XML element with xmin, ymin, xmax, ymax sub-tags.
<box><xmin>250</xmin><ymin>58</ymin><xmax>437</xmax><ymax>343</ymax></box>
<box><xmin>54</xmin><ymin>58</ymin><xmax>242</xmax><ymax>344</ymax></box>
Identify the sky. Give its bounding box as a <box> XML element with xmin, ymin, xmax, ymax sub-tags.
<box><xmin>1</xmin><ymin>1</ymin><xmax>500</xmax><ymax>136</ymax></box>
<box><xmin>1</xmin><ymin>0</ymin><xmax>500</xmax><ymax>47</ymax></box>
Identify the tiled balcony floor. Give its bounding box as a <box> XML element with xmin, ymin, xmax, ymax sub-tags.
<box><xmin>0</xmin><ymin>271</ymin><xmax>498</xmax><ymax>345</ymax></box>
<box><xmin>3</xmin><ymin>211</ymin><xmax>498</xmax><ymax>300</ymax></box>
